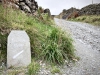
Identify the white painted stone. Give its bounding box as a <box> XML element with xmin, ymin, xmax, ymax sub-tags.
<box><xmin>7</xmin><ymin>30</ymin><xmax>31</xmax><ymax>68</ymax></box>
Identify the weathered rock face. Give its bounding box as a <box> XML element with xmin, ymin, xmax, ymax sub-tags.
<box><xmin>0</xmin><ymin>0</ymin><xmax>38</xmax><ymax>14</ymax></box>
<box><xmin>58</xmin><ymin>7</ymin><xmax>79</xmax><ymax>19</ymax></box>
<box><xmin>79</xmin><ymin>3</ymin><xmax>100</xmax><ymax>15</ymax></box>
<box><xmin>62</xmin><ymin>8</ymin><xmax>79</xmax><ymax>15</ymax></box>
<box><xmin>18</xmin><ymin>0</ymin><xmax>38</xmax><ymax>13</ymax></box>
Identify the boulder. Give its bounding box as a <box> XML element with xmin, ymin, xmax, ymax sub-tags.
<box><xmin>44</xmin><ymin>8</ymin><xmax>51</xmax><ymax>17</ymax></box>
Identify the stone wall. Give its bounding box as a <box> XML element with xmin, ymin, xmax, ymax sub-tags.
<box><xmin>0</xmin><ymin>0</ymin><xmax>38</xmax><ymax>14</ymax></box>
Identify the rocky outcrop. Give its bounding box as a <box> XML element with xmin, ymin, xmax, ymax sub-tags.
<box><xmin>58</xmin><ymin>7</ymin><xmax>79</xmax><ymax>19</ymax></box>
<box><xmin>0</xmin><ymin>0</ymin><xmax>38</xmax><ymax>14</ymax></box>
<box><xmin>57</xmin><ymin>3</ymin><xmax>100</xmax><ymax>19</ymax></box>
<box><xmin>58</xmin><ymin>3</ymin><xmax>100</xmax><ymax>19</ymax></box>
<box><xmin>79</xmin><ymin>3</ymin><xmax>100</xmax><ymax>15</ymax></box>
<box><xmin>19</xmin><ymin>0</ymin><xmax>38</xmax><ymax>13</ymax></box>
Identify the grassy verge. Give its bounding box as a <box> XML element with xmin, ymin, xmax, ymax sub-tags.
<box><xmin>0</xmin><ymin>4</ymin><xmax>77</xmax><ymax>74</ymax></box>
<box><xmin>69</xmin><ymin>15</ymin><xmax>100</xmax><ymax>26</ymax></box>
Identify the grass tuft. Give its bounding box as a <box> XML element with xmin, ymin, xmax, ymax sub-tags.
<box><xmin>27</xmin><ymin>60</ymin><xmax>40</xmax><ymax>75</ymax></box>
<box><xmin>41</xmin><ymin>29</ymin><xmax>75</xmax><ymax>64</ymax></box>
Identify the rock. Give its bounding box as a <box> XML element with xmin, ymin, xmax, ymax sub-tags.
<box><xmin>19</xmin><ymin>2</ymin><xmax>26</xmax><ymax>6</ymax></box>
<box><xmin>32</xmin><ymin>5</ymin><xmax>36</xmax><ymax>9</ymax></box>
<box><xmin>25</xmin><ymin>0</ymin><xmax>32</xmax><ymax>8</ymax></box>
<box><xmin>23</xmin><ymin>5</ymin><xmax>31</xmax><ymax>13</ymax></box>
<box><xmin>7</xmin><ymin>30</ymin><xmax>31</xmax><ymax>68</ymax></box>
<box><xmin>31</xmin><ymin>9</ymin><xmax>35</xmax><ymax>13</ymax></box>
<box><xmin>58</xmin><ymin>7</ymin><xmax>79</xmax><ymax>19</ymax></box>
<box><xmin>44</xmin><ymin>8</ymin><xmax>51</xmax><ymax>17</ymax></box>
<box><xmin>19</xmin><ymin>2</ymin><xmax>26</xmax><ymax>10</ymax></box>
<box><xmin>19</xmin><ymin>1</ymin><xmax>32</xmax><ymax>13</ymax></box>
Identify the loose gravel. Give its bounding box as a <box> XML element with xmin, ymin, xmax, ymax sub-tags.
<box><xmin>54</xmin><ymin>18</ymin><xmax>100</xmax><ymax>75</ymax></box>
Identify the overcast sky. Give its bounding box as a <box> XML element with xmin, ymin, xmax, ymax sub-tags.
<box><xmin>36</xmin><ymin>0</ymin><xmax>100</xmax><ymax>15</ymax></box>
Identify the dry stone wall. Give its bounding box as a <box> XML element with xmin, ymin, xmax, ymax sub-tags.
<box><xmin>0</xmin><ymin>0</ymin><xmax>38</xmax><ymax>14</ymax></box>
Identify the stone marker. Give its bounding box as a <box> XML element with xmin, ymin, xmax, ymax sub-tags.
<box><xmin>7</xmin><ymin>30</ymin><xmax>31</xmax><ymax>68</ymax></box>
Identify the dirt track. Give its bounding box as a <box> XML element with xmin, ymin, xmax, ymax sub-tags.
<box><xmin>54</xmin><ymin>18</ymin><xmax>100</xmax><ymax>75</ymax></box>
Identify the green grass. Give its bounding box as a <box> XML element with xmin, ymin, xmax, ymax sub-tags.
<box><xmin>41</xmin><ymin>29</ymin><xmax>75</xmax><ymax>64</ymax></box>
<box><xmin>27</xmin><ymin>60</ymin><xmax>40</xmax><ymax>75</ymax></box>
<box><xmin>69</xmin><ymin>15</ymin><xmax>100</xmax><ymax>26</ymax></box>
<box><xmin>51</xmin><ymin>66</ymin><xmax>60</xmax><ymax>74</ymax></box>
<box><xmin>0</xmin><ymin>4</ymin><xmax>76</xmax><ymax>74</ymax></box>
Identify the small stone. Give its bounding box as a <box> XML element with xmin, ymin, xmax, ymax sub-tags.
<box><xmin>65</xmin><ymin>60</ymin><xmax>68</xmax><ymax>63</ymax></box>
<box><xmin>2</xmin><ymin>62</ymin><xmax>5</xmax><ymax>66</ymax></box>
<box><xmin>41</xmin><ymin>71</ymin><xmax>44</xmax><ymax>74</ymax></box>
<box><xmin>42</xmin><ymin>63</ymin><xmax>46</xmax><ymax>68</ymax></box>
<box><xmin>55</xmin><ymin>73</ymin><xmax>59</xmax><ymax>75</ymax></box>
<box><xmin>47</xmin><ymin>71</ymin><xmax>50</xmax><ymax>73</ymax></box>
<box><xmin>0</xmin><ymin>66</ymin><xmax>2</xmax><ymax>68</ymax></box>
<box><xmin>62</xmin><ymin>74</ymin><xmax>66</xmax><ymax>75</ymax></box>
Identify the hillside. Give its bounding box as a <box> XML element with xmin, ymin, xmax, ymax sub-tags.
<box><xmin>79</xmin><ymin>3</ymin><xmax>100</xmax><ymax>15</ymax></box>
<box><xmin>57</xmin><ymin>3</ymin><xmax>100</xmax><ymax>19</ymax></box>
<box><xmin>0</xmin><ymin>2</ymin><xmax>77</xmax><ymax>75</ymax></box>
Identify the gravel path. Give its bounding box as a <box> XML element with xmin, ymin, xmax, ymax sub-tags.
<box><xmin>54</xmin><ymin>18</ymin><xmax>100</xmax><ymax>75</ymax></box>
